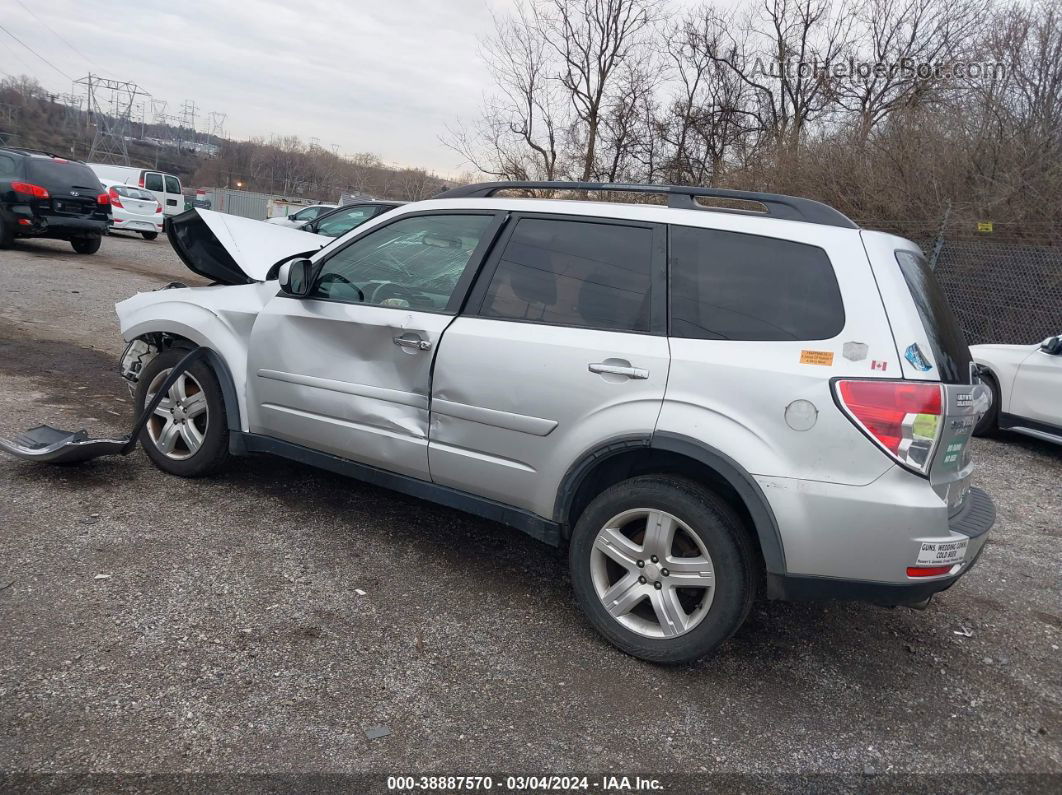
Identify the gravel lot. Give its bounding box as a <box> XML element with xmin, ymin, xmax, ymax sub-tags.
<box><xmin>0</xmin><ymin>233</ymin><xmax>1059</xmax><ymax>783</ymax></box>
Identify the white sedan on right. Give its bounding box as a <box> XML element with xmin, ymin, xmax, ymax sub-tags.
<box><xmin>972</xmin><ymin>334</ymin><xmax>1062</xmax><ymax>444</ymax></box>
<box><xmin>264</xmin><ymin>204</ymin><xmax>336</xmax><ymax>228</ymax></box>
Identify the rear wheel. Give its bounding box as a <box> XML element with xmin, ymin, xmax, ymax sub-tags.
<box><xmin>71</xmin><ymin>235</ymin><xmax>102</xmax><ymax>254</ymax></box>
<box><xmin>141</xmin><ymin>231</ymin><xmax>158</xmax><ymax>240</ymax></box>
<box><xmin>0</xmin><ymin>216</ymin><xmax>14</xmax><ymax>249</ymax></box>
<box><xmin>134</xmin><ymin>347</ymin><xmax>230</xmax><ymax>477</ymax></box>
<box><xmin>973</xmin><ymin>373</ymin><xmax>999</xmax><ymax>436</ymax></box>
<box><xmin>569</xmin><ymin>475</ymin><xmax>756</xmax><ymax>664</ymax></box>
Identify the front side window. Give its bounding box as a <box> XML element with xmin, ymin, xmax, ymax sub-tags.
<box><xmin>143</xmin><ymin>173</ymin><xmax>163</xmax><ymax>191</ymax></box>
<box><xmin>310</xmin><ymin>213</ymin><xmax>494</xmax><ymax>312</ymax></box>
<box><xmin>480</xmin><ymin>218</ymin><xmax>653</xmax><ymax>332</ymax></box>
<box><xmin>164</xmin><ymin>175</ymin><xmax>181</xmax><ymax>193</ymax></box>
<box><xmin>315</xmin><ymin>206</ymin><xmax>377</xmax><ymax>237</ymax></box>
<box><xmin>669</xmin><ymin>226</ymin><xmax>845</xmax><ymax>341</ymax></box>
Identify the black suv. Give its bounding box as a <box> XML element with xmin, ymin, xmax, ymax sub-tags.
<box><xmin>0</xmin><ymin>147</ymin><xmax>110</xmax><ymax>254</ymax></box>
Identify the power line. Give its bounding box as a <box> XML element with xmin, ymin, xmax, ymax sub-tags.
<box><xmin>13</xmin><ymin>0</ymin><xmax>101</xmax><ymax>75</ymax></box>
<box><xmin>0</xmin><ymin>22</ymin><xmax>73</xmax><ymax>81</ymax></box>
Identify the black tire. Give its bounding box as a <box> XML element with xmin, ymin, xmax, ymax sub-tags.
<box><xmin>134</xmin><ymin>347</ymin><xmax>230</xmax><ymax>477</ymax></box>
<box><xmin>141</xmin><ymin>231</ymin><xmax>158</xmax><ymax>240</ymax></box>
<box><xmin>71</xmin><ymin>235</ymin><xmax>102</xmax><ymax>254</ymax></box>
<box><xmin>569</xmin><ymin>475</ymin><xmax>757</xmax><ymax>665</ymax></box>
<box><xmin>973</xmin><ymin>373</ymin><xmax>999</xmax><ymax>437</ymax></box>
<box><xmin>0</xmin><ymin>217</ymin><xmax>13</xmax><ymax>249</ymax></box>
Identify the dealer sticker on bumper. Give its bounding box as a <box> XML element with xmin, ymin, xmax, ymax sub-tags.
<box><xmin>916</xmin><ymin>538</ymin><xmax>969</xmax><ymax>566</ymax></box>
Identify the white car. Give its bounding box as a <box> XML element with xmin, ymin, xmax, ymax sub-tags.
<box><xmin>265</xmin><ymin>204</ymin><xmax>337</xmax><ymax>228</ymax></box>
<box><xmin>90</xmin><ymin>164</ymin><xmax>184</xmax><ymax>220</ymax></box>
<box><xmin>972</xmin><ymin>334</ymin><xmax>1062</xmax><ymax>443</ymax></box>
<box><xmin>101</xmin><ymin>181</ymin><xmax>163</xmax><ymax>240</ymax></box>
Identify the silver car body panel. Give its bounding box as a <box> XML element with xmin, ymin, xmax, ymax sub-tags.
<box><xmin>114</xmin><ymin>194</ymin><xmax>993</xmax><ymax>590</ymax></box>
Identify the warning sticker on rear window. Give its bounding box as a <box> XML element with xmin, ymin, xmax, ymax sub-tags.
<box><xmin>800</xmin><ymin>350</ymin><xmax>834</xmax><ymax>366</ymax></box>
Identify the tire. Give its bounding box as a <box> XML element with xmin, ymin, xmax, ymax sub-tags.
<box><xmin>71</xmin><ymin>235</ymin><xmax>102</xmax><ymax>254</ymax></box>
<box><xmin>134</xmin><ymin>347</ymin><xmax>230</xmax><ymax>477</ymax></box>
<box><xmin>973</xmin><ymin>373</ymin><xmax>999</xmax><ymax>437</ymax></box>
<box><xmin>141</xmin><ymin>231</ymin><xmax>158</xmax><ymax>240</ymax></box>
<box><xmin>0</xmin><ymin>216</ymin><xmax>13</xmax><ymax>249</ymax></box>
<box><xmin>568</xmin><ymin>475</ymin><xmax>757</xmax><ymax>664</ymax></box>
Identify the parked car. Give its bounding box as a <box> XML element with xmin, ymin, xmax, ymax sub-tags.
<box><xmin>265</xmin><ymin>203</ymin><xmax>337</xmax><ymax>228</ymax></box>
<box><xmin>115</xmin><ymin>181</ymin><xmax>994</xmax><ymax>664</ymax></box>
<box><xmin>101</xmin><ymin>180</ymin><xmax>163</xmax><ymax>240</ymax></box>
<box><xmin>301</xmin><ymin>201</ymin><xmax>404</xmax><ymax>238</ymax></box>
<box><xmin>0</xmin><ymin>147</ymin><xmax>110</xmax><ymax>254</ymax></box>
<box><xmin>972</xmin><ymin>334</ymin><xmax>1062</xmax><ymax>444</ymax></box>
<box><xmin>88</xmin><ymin>164</ymin><xmax>184</xmax><ymax>221</ymax></box>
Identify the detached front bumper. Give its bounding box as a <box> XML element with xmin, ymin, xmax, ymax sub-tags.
<box><xmin>766</xmin><ymin>487</ymin><xmax>994</xmax><ymax>605</ymax></box>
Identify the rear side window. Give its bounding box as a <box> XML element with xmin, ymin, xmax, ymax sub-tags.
<box><xmin>669</xmin><ymin>226</ymin><xmax>845</xmax><ymax>341</ymax></box>
<box><xmin>480</xmin><ymin>218</ymin><xmax>653</xmax><ymax>332</ymax></box>
<box><xmin>164</xmin><ymin>175</ymin><xmax>181</xmax><ymax>193</ymax></box>
<box><xmin>894</xmin><ymin>250</ymin><xmax>972</xmax><ymax>383</ymax></box>
<box><xmin>0</xmin><ymin>153</ymin><xmax>20</xmax><ymax>178</ymax></box>
<box><xmin>144</xmin><ymin>173</ymin><xmax>163</xmax><ymax>191</ymax></box>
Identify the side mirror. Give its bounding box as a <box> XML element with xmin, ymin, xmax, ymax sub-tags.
<box><xmin>1040</xmin><ymin>335</ymin><xmax>1062</xmax><ymax>356</ymax></box>
<box><xmin>278</xmin><ymin>258</ymin><xmax>314</xmax><ymax>297</ymax></box>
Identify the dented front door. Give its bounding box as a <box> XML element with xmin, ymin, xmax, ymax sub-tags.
<box><xmin>244</xmin><ymin>211</ymin><xmax>501</xmax><ymax>480</ymax></box>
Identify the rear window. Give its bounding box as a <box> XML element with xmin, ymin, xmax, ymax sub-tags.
<box><xmin>144</xmin><ymin>173</ymin><xmax>163</xmax><ymax>191</ymax></box>
<box><xmin>25</xmin><ymin>159</ymin><xmax>102</xmax><ymax>191</ymax></box>
<box><xmin>894</xmin><ymin>250</ymin><xmax>972</xmax><ymax>383</ymax></box>
<box><xmin>669</xmin><ymin>226</ymin><xmax>845</xmax><ymax>341</ymax></box>
<box><xmin>480</xmin><ymin>218</ymin><xmax>653</xmax><ymax>332</ymax></box>
<box><xmin>112</xmin><ymin>185</ymin><xmax>155</xmax><ymax>200</ymax></box>
<box><xmin>0</xmin><ymin>153</ymin><xmax>20</xmax><ymax>178</ymax></box>
<box><xmin>164</xmin><ymin>175</ymin><xmax>181</xmax><ymax>193</ymax></box>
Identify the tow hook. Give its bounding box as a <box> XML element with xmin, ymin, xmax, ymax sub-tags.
<box><xmin>0</xmin><ymin>347</ymin><xmax>208</xmax><ymax>465</ymax></box>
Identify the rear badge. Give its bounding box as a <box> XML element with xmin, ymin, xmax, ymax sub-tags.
<box><xmin>799</xmin><ymin>350</ymin><xmax>834</xmax><ymax>366</ymax></box>
<box><xmin>904</xmin><ymin>343</ymin><xmax>933</xmax><ymax>371</ymax></box>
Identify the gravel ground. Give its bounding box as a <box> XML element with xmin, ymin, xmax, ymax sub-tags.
<box><xmin>0</xmin><ymin>234</ymin><xmax>1059</xmax><ymax>784</ymax></box>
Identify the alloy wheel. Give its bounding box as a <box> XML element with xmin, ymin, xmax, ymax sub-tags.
<box><xmin>145</xmin><ymin>368</ymin><xmax>209</xmax><ymax>460</ymax></box>
<box><xmin>589</xmin><ymin>508</ymin><xmax>716</xmax><ymax>639</ymax></box>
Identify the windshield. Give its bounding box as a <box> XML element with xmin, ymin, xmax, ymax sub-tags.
<box><xmin>895</xmin><ymin>249</ymin><xmax>973</xmax><ymax>384</ymax></box>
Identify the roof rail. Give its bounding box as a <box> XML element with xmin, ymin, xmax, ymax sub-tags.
<box><xmin>434</xmin><ymin>180</ymin><xmax>858</xmax><ymax>229</ymax></box>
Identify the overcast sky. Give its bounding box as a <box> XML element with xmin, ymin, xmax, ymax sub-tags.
<box><xmin>0</xmin><ymin>0</ymin><xmax>518</xmax><ymax>175</ymax></box>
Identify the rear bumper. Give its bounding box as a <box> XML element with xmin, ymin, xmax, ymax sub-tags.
<box><xmin>13</xmin><ymin>212</ymin><xmax>108</xmax><ymax>238</ymax></box>
<box><xmin>766</xmin><ymin>487</ymin><xmax>994</xmax><ymax>605</ymax></box>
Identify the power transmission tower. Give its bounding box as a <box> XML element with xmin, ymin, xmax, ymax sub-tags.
<box><xmin>206</xmin><ymin>111</ymin><xmax>226</xmax><ymax>140</ymax></box>
<box><xmin>75</xmin><ymin>73</ymin><xmax>146</xmax><ymax>165</ymax></box>
<box><xmin>180</xmin><ymin>99</ymin><xmax>198</xmax><ymax>151</ymax></box>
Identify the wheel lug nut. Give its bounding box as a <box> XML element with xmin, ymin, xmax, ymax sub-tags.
<box><xmin>661</xmin><ymin>568</ymin><xmax>669</xmax><ymax>577</ymax></box>
<box><xmin>638</xmin><ymin>575</ymin><xmax>647</xmax><ymax>584</ymax></box>
<box><xmin>636</xmin><ymin>560</ymin><xmax>644</xmax><ymax>568</ymax></box>
<box><xmin>654</xmin><ymin>581</ymin><xmax>662</xmax><ymax>590</ymax></box>
<box><xmin>650</xmin><ymin>555</ymin><xmax>659</xmax><ymax>563</ymax></box>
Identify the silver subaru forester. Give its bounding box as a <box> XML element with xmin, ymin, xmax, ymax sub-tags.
<box><xmin>114</xmin><ymin>181</ymin><xmax>995</xmax><ymax>664</ymax></box>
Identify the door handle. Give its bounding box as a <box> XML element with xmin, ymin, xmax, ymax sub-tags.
<box><xmin>589</xmin><ymin>362</ymin><xmax>649</xmax><ymax>379</ymax></box>
<box><xmin>394</xmin><ymin>336</ymin><xmax>432</xmax><ymax>351</ymax></box>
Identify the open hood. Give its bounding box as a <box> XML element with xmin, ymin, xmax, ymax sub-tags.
<box><xmin>167</xmin><ymin>208</ymin><xmax>330</xmax><ymax>284</ymax></box>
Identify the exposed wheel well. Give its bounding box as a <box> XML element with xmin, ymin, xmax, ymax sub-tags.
<box><xmin>563</xmin><ymin>448</ymin><xmax>768</xmax><ymax>575</ymax></box>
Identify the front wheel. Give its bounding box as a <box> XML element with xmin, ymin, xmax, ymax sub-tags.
<box><xmin>134</xmin><ymin>347</ymin><xmax>230</xmax><ymax>477</ymax></box>
<box><xmin>141</xmin><ymin>231</ymin><xmax>158</xmax><ymax>240</ymax></box>
<box><xmin>71</xmin><ymin>235</ymin><xmax>102</xmax><ymax>254</ymax></box>
<box><xmin>569</xmin><ymin>475</ymin><xmax>757</xmax><ymax>664</ymax></box>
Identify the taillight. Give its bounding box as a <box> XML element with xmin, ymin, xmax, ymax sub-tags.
<box><xmin>107</xmin><ymin>187</ymin><xmax>122</xmax><ymax>207</ymax></box>
<box><xmin>11</xmin><ymin>181</ymin><xmax>49</xmax><ymax>199</ymax></box>
<box><xmin>835</xmin><ymin>379</ymin><xmax>943</xmax><ymax>475</ymax></box>
<box><xmin>138</xmin><ymin>174</ymin><xmax>145</xmax><ymax>187</ymax></box>
<box><xmin>155</xmin><ymin>203</ymin><xmax>163</xmax><ymax>213</ymax></box>
<box><xmin>99</xmin><ymin>191</ymin><xmax>112</xmax><ymax>206</ymax></box>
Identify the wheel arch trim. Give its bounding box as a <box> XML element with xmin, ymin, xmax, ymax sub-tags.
<box><xmin>554</xmin><ymin>431</ymin><xmax>787</xmax><ymax>573</ymax></box>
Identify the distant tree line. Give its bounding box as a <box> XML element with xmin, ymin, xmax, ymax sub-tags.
<box><xmin>445</xmin><ymin>0</ymin><xmax>1062</xmax><ymax>238</ymax></box>
<box><xmin>0</xmin><ymin>76</ymin><xmax>447</xmax><ymax>203</ymax></box>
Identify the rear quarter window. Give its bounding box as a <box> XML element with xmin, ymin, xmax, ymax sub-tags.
<box><xmin>0</xmin><ymin>153</ymin><xmax>21</xmax><ymax>178</ymax></box>
<box><xmin>894</xmin><ymin>249</ymin><xmax>972</xmax><ymax>383</ymax></box>
<box><xmin>669</xmin><ymin>226</ymin><xmax>845</xmax><ymax>341</ymax></box>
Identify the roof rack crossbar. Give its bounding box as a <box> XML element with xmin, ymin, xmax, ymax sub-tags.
<box><xmin>435</xmin><ymin>180</ymin><xmax>858</xmax><ymax>229</ymax></box>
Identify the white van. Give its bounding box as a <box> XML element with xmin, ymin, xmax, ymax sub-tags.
<box><xmin>87</xmin><ymin>164</ymin><xmax>184</xmax><ymax>220</ymax></box>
